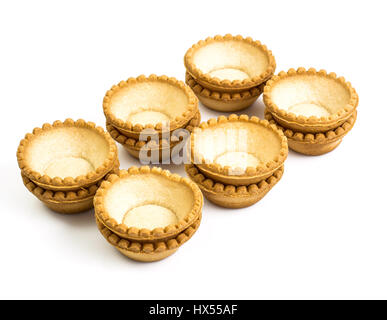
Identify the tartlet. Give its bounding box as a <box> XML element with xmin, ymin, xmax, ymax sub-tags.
<box><xmin>263</xmin><ymin>68</ymin><xmax>359</xmax><ymax>133</ymax></box>
<box><xmin>103</xmin><ymin>75</ymin><xmax>198</xmax><ymax>139</ymax></box>
<box><xmin>17</xmin><ymin>119</ymin><xmax>118</xmax><ymax>191</ymax></box>
<box><xmin>107</xmin><ymin>111</ymin><xmax>201</xmax><ymax>160</ymax></box>
<box><xmin>191</xmin><ymin>114</ymin><xmax>288</xmax><ymax>185</ymax></box>
<box><xmin>96</xmin><ymin>214</ymin><xmax>201</xmax><ymax>262</ymax></box>
<box><xmin>184</xmin><ymin>34</ymin><xmax>276</xmax><ymax>92</ymax></box>
<box><xmin>265</xmin><ymin>110</ymin><xmax>357</xmax><ymax>156</ymax></box>
<box><xmin>186</xmin><ymin>164</ymin><xmax>284</xmax><ymax>209</ymax></box>
<box><xmin>94</xmin><ymin>166</ymin><xmax>203</xmax><ymax>242</ymax></box>
<box><xmin>185</xmin><ymin>72</ymin><xmax>264</xmax><ymax>112</ymax></box>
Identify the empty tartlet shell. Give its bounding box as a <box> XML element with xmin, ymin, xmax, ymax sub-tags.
<box><xmin>93</xmin><ymin>166</ymin><xmax>203</xmax><ymax>241</ymax></box>
<box><xmin>191</xmin><ymin>114</ymin><xmax>288</xmax><ymax>185</ymax></box>
<box><xmin>184</xmin><ymin>34</ymin><xmax>276</xmax><ymax>92</ymax></box>
<box><xmin>185</xmin><ymin>72</ymin><xmax>264</xmax><ymax>112</ymax></box>
<box><xmin>265</xmin><ymin>110</ymin><xmax>357</xmax><ymax>156</ymax></box>
<box><xmin>263</xmin><ymin>68</ymin><xmax>359</xmax><ymax>133</ymax></box>
<box><xmin>96</xmin><ymin>214</ymin><xmax>201</xmax><ymax>262</ymax></box>
<box><xmin>186</xmin><ymin>164</ymin><xmax>284</xmax><ymax>209</ymax></box>
<box><xmin>106</xmin><ymin>111</ymin><xmax>201</xmax><ymax>160</ymax></box>
<box><xmin>17</xmin><ymin>119</ymin><xmax>118</xmax><ymax>192</ymax></box>
<box><xmin>103</xmin><ymin>75</ymin><xmax>198</xmax><ymax>138</ymax></box>
<box><xmin>21</xmin><ymin>161</ymin><xmax>120</xmax><ymax>214</ymax></box>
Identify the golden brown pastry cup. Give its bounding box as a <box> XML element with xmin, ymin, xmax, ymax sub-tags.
<box><xmin>94</xmin><ymin>166</ymin><xmax>203</xmax><ymax>242</ymax></box>
<box><xmin>191</xmin><ymin>114</ymin><xmax>287</xmax><ymax>186</ymax></box>
<box><xmin>103</xmin><ymin>75</ymin><xmax>198</xmax><ymax>139</ymax></box>
<box><xmin>265</xmin><ymin>110</ymin><xmax>357</xmax><ymax>156</ymax></box>
<box><xmin>185</xmin><ymin>72</ymin><xmax>263</xmax><ymax>112</ymax></box>
<box><xmin>186</xmin><ymin>164</ymin><xmax>284</xmax><ymax>209</ymax></box>
<box><xmin>17</xmin><ymin>119</ymin><xmax>118</xmax><ymax>192</ymax></box>
<box><xmin>263</xmin><ymin>68</ymin><xmax>358</xmax><ymax>133</ymax></box>
<box><xmin>184</xmin><ymin>34</ymin><xmax>276</xmax><ymax>92</ymax></box>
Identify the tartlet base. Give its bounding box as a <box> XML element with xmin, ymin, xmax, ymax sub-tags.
<box><xmin>122</xmin><ymin>143</ymin><xmax>186</xmax><ymax>161</ymax></box>
<box><xmin>96</xmin><ymin>215</ymin><xmax>201</xmax><ymax>262</ymax></box>
<box><xmin>186</xmin><ymin>164</ymin><xmax>284</xmax><ymax>209</ymax></box>
<box><xmin>22</xmin><ymin>162</ymin><xmax>119</xmax><ymax>214</ymax></box>
<box><xmin>195</xmin><ymin>94</ymin><xmax>258</xmax><ymax>112</ymax></box>
<box><xmin>108</xmin><ymin>111</ymin><xmax>200</xmax><ymax>161</ymax></box>
<box><xmin>40</xmin><ymin>197</ymin><xmax>94</xmax><ymax>214</ymax></box>
<box><xmin>185</xmin><ymin>72</ymin><xmax>263</xmax><ymax>112</ymax></box>
<box><xmin>116</xmin><ymin>247</ymin><xmax>178</xmax><ymax>262</ymax></box>
<box><xmin>265</xmin><ymin>110</ymin><xmax>357</xmax><ymax>156</ymax></box>
<box><xmin>288</xmin><ymin>139</ymin><xmax>342</xmax><ymax>156</ymax></box>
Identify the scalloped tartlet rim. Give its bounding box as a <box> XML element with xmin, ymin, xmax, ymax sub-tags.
<box><xmin>185</xmin><ymin>72</ymin><xmax>264</xmax><ymax>102</ymax></box>
<box><xmin>96</xmin><ymin>214</ymin><xmax>201</xmax><ymax>255</ymax></box>
<box><xmin>185</xmin><ymin>163</ymin><xmax>284</xmax><ymax>197</ymax></box>
<box><xmin>106</xmin><ymin>111</ymin><xmax>200</xmax><ymax>151</ymax></box>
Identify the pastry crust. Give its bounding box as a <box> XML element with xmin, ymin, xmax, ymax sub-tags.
<box><xmin>191</xmin><ymin>114</ymin><xmax>288</xmax><ymax>185</ymax></box>
<box><xmin>288</xmin><ymin>139</ymin><xmax>342</xmax><ymax>156</ymax></box>
<box><xmin>263</xmin><ymin>68</ymin><xmax>359</xmax><ymax>133</ymax></box>
<box><xmin>25</xmin><ymin>185</ymin><xmax>95</xmax><ymax>214</ymax></box>
<box><xmin>185</xmin><ymin>164</ymin><xmax>284</xmax><ymax>208</ymax></box>
<box><xmin>106</xmin><ymin>111</ymin><xmax>200</xmax><ymax>160</ymax></box>
<box><xmin>103</xmin><ymin>75</ymin><xmax>198</xmax><ymax>138</ymax></box>
<box><xmin>94</xmin><ymin>166</ymin><xmax>203</xmax><ymax>241</ymax></box>
<box><xmin>96</xmin><ymin>215</ymin><xmax>201</xmax><ymax>262</ymax></box>
<box><xmin>265</xmin><ymin>110</ymin><xmax>357</xmax><ymax>155</ymax></box>
<box><xmin>184</xmin><ymin>34</ymin><xmax>276</xmax><ymax>92</ymax></box>
<box><xmin>21</xmin><ymin>162</ymin><xmax>120</xmax><ymax>214</ymax></box>
<box><xmin>185</xmin><ymin>72</ymin><xmax>264</xmax><ymax>112</ymax></box>
<box><xmin>17</xmin><ymin>119</ymin><xmax>118</xmax><ymax>191</ymax></box>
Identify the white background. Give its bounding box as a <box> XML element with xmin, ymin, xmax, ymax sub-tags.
<box><xmin>1</xmin><ymin>0</ymin><xmax>386</xmax><ymax>299</ymax></box>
